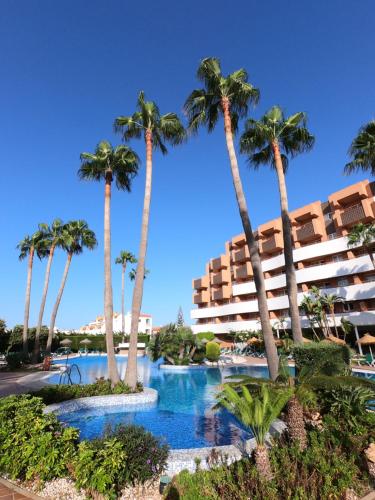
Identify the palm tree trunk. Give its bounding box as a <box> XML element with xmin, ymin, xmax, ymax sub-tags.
<box><xmin>121</xmin><ymin>264</ymin><xmax>126</xmax><ymax>341</ymax></box>
<box><xmin>22</xmin><ymin>247</ymin><xmax>35</xmax><ymax>356</ymax></box>
<box><xmin>32</xmin><ymin>244</ymin><xmax>55</xmax><ymax>363</ymax></box>
<box><xmin>104</xmin><ymin>174</ymin><xmax>120</xmax><ymax>386</ymax></box>
<box><xmin>254</xmin><ymin>445</ymin><xmax>273</xmax><ymax>480</ymax></box>
<box><xmin>46</xmin><ymin>252</ymin><xmax>72</xmax><ymax>354</ymax></box>
<box><xmin>221</xmin><ymin>97</ymin><xmax>278</xmax><ymax>380</ymax></box>
<box><xmin>286</xmin><ymin>394</ymin><xmax>307</xmax><ymax>450</ymax></box>
<box><xmin>272</xmin><ymin>140</ymin><xmax>303</xmax><ymax>344</ymax></box>
<box><xmin>331</xmin><ymin>306</ymin><xmax>338</xmax><ymax>337</ymax></box>
<box><xmin>125</xmin><ymin>129</ymin><xmax>153</xmax><ymax>389</ymax></box>
<box><xmin>367</xmin><ymin>247</ymin><xmax>375</xmax><ymax>270</ymax></box>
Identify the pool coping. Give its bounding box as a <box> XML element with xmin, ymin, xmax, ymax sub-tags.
<box><xmin>44</xmin><ymin>388</ymin><xmax>159</xmax><ymax>415</ymax></box>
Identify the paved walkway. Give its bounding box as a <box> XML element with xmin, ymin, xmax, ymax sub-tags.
<box><xmin>0</xmin><ymin>479</ymin><xmax>40</xmax><ymax>499</ymax></box>
<box><xmin>0</xmin><ymin>372</ymin><xmax>31</xmax><ymax>397</ymax></box>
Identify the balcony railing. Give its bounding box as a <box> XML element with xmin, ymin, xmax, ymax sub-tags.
<box><xmin>340</xmin><ymin>203</ymin><xmax>365</xmax><ymax>226</ymax></box>
<box><xmin>212</xmin><ymin>286</ymin><xmax>231</xmax><ymax>301</ymax></box>
<box><xmin>193</xmin><ymin>290</ymin><xmax>210</xmax><ymax>304</ymax></box>
<box><xmin>262</xmin><ymin>233</ymin><xmax>283</xmax><ymax>253</ymax></box>
<box><xmin>232</xmin><ymin>246</ymin><xmax>250</xmax><ymax>263</ymax></box>
<box><xmin>211</xmin><ymin>270</ymin><xmax>230</xmax><ymax>285</ymax></box>
<box><xmin>193</xmin><ymin>276</ymin><xmax>209</xmax><ymax>290</ymax></box>
<box><xmin>211</xmin><ymin>255</ymin><xmax>229</xmax><ymax>271</ymax></box>
<box><xmin>234</xmin><ymin>262</ymin><xmax>253</xmax><ymax>281</ymax></box>
<box><xmin>296</xmin><ymin>221</ymin><xmax>315</xmax><ymax>241</ymax></box>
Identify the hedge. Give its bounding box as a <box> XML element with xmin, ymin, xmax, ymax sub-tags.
<box><xmin>206</xmin><ymin>341</ymin><xmax>220</xmax><ymax>362</ymax></box>
<box><xmin>292</xmin><ymin>342</ymin><xmax>351</xmax><ymax>376</ymax></box>
<box><xmin>58</xmin><ymin>334</ymin><xmax>150</xmax><ymax>352</ymax></box>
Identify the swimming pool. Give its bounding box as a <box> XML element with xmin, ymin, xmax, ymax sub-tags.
<box><xmin>48</xmin><ymin>356</ymin><xmax>271</xmax><ymax>449</ymax></box>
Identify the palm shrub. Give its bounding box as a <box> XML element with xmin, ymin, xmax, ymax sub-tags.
<box><xmin>216</xmin><ymin>384</ymin><xmax>291</xmax><ymax>480</ymax></box>
<box><xmin>292</xmin><ymin>342</ymin><xmax>351</xmax><ymax>376</ymax></box>
<box><xmin>147</xmin><ymin>326</ymin><xmax>199</xmax><ymax>365</ymax></box>
<box><xmin>347</xmin><ymin>222</ymin><xmax>375</xmax><ymax>269</ymax></box>
<box><xmin>206</xmin><ymin>341</ymin><xmax>220</xmax><ymax>362</ymax></box>
<box><xmin>345</xmin><ymin>120</ymin><xmax>375</xmax><ymax>177</ymax></box>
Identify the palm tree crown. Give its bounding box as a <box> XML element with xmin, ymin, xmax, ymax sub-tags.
<box><xmin>345</xmin><ymin>120</ymin><xmax>375</xmax><ymax>176</ymax></box>
<box><xmin>115</xmin><ymin>251</ymin><xmax>137</xmax><ymax>267</ymax></box>
<box><xmin>78</xmin><ymin>140</ymin><xmax>140</xmax><ymax>189</ymax></box>
<box><xmin>239</xmin><ymin>106</ymin><xmax>314</xmax><ymax>169</ymax></box>
<box><xmin>17</xmin><ymin>230</ymin><xmax>46</xmax><ymax>260</ymax></box>
<box><xmin>63</xmin><ymin>220</ymin><xmax>98</xmax><ymax>255</ymax></box>
<box><xmin>184</xmin><ymin>57</ymin><xmax>260</xmax><ymax>134</ymax></box>
<box><xmin>347</xmin><ymin>222</ymin><xmax>375</xmax><ymax>248</ymax></box>
<box><xmin>114</xmin><ymin>91</ymin><xmax>185</xmax><ymax>152</ymax></box>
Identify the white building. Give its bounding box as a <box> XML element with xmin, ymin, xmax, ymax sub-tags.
<box><xmin>78</xmin><ymin>312</ymin><xmax>152</xmax><ymax>335</ymax></box>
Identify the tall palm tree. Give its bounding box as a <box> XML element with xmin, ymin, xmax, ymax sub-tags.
<box><xmin>184</xmin><ymin>57</ymin><xmax>278</xmax><ymax>380</ymax></box>
<box><xmin>347</xmin><ymin>222</ymin><xmax>375</xmax><ymax>269</ymax></box>
<box><xmin>345</xmin><ymin>120</ymin><xmax>375</xmax><ymax>176</ymax></box>
<box><xmin>46</xmin><ymin>220</ymin><xmax>97</xmax><ymax>355</ymax></box>
<box><xmin>32</xmin><ymin>219</ymin><xmax>65</xmax><ymax>363</ymax></box>
<box><xmin>114</xmin><ymin>91</ymin><xmax>185</xmax><ymax>389</ymax></box>
<box><xmin>217</xmin><ymin>384</ymin><xmax>291</xmax><ymax>480</ymax></box>
<box><xmin>79</xmin><ymin>142</ymin><xmax>139</xmax><ymax>385</ymax></box>
<box><xmin>115</xmin><ymin>251</ymin><xmax>137</xmax><ymax>336</ymax></box>
<box><xmin>320</xmin><ymin>293</ymin><xmax>343</xmax><ymax>337</ymax></box>
<box><xmin>17</xmin><ymin>230</ymin><xmax>45</xmax><ymax>355</ymax></box>
<box><xmin>240</xmin><ymin>106</ymin><xmax>315</xmax><ymax>344</ymax></box>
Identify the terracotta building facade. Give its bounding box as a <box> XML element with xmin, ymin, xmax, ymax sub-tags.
<box><xmin>191</xmin><ymin>180</ymin><xmax>375</xmax><ymax>336</ymax></box>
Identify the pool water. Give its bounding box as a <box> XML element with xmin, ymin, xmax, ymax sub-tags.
<box><xmin>49</xmin><ymin>356</ymin><xmax>271</xmax><ymax>449</ymax></box>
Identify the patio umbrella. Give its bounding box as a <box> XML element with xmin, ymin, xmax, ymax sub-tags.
<box><xmin>357</xmin><ymin>333</ymin><xmax>375</xmax><ymax>360</ymax></box>
<box><xmin>326</xmin><ymin>334</ymin><xmax>346</xmax><ymax>346</ymax></box>
<box><xmin>79</xmin><ymin>338</ymin><xmax>92</xmax><ymax>345</ymax></box>
<box><xmin>60</xmin><ymin>338</ymin><xmax>72</xmax><ymax>346</ymax></box>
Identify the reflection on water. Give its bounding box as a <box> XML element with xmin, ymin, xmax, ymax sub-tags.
<box><xmin>51</xmin><ymin>356</ymin><xmax>269</xmax><ymax>449</ymax></box>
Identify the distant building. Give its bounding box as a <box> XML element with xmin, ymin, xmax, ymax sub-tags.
<box><xmin>78</xmin><ymin>312</ymin><xmax>152</xmax><ymax>335</ymax></box>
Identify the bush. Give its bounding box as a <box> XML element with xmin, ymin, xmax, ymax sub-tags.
<box><xmin>32</xmin><ymin>378</ymin><xmax>143</xmax><ymax>404</ymax></box>
<box><xmin>292</xmin><ymin>342</ymin><xmax>351</xmax><ymax>376</ymax></box>
<box><xmin>0</xmin><ymin>395</ymin><xmax>78</xmax><ymax>482</ymax></box>
<box><xmin>5</xmin><ymin>351</ymin><xmax>28</xmax><ymax>369</ymax></box>
<box><xmin>196</xmin><ymin>332</ymin><xmax>215</xmax><ymax>342</ymax></box>
<box><xmin>57</xmin><ymin>333</ymin><xmax>150</xmax><ymax>353</ymax></box>
<box><xmin>73</xmin><ymin>424</ymin><xmax>169</xmax><ymax>498</ymax></box>
<box><xmin>192</xmin><ymin>350</ymin><xmax>206</xmax><ymax>363</ymax></box>
<box><xmin>206</xmin><ymin>341</ymin><xmax>220</xmax><ymax>362</ymax></box>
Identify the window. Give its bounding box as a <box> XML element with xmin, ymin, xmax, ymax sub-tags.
<box><xmin>337</xmin><ymin>278</ymin><xmax>349</xmax><ymax>287</ymax></box>
<box><xmin>333</xmin><ymin>254</ymin><xmax>344</xmax><ymax>262</ymax></box>
<box><xmin>364</xmin><ymin>274</ymin><xmax>375</xmax><ymax>283</ymax></box>
<box><xmin>324</xmin><ymin>212</ymin><xmax>334</xmax><ymax>221</ymax></box>
<box><xmin>343</xmin><ymin>302</ymin><xmax>355</xmax><ymax>312</ymax></box>
<box><xmin>146</xmin><ymin>319</ymin><xmax>150</xmax><ymax>325</ymax></box>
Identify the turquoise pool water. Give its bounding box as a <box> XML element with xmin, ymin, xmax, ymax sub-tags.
<box><xmin>49</xmin><ymin>356</ymin><xmax>271</xmax><ymax>449</ymax></box>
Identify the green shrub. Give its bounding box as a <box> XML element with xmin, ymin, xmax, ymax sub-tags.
<box><xmin>73</xmin><ymin>425</ymin><xmax>169</xmax><ymax>499</ymax></box>
<box><xmin>5</xmin><ymin>351</ymin><xmax>28</xmax><ymax>369</ymax></box>
<box><xmin>196</xmin><ymin>332</ymin><xmax>215</xmax><ymax>342</ymax></box>
<box><xmin>206</xmin><ymin>341</ymin><xmax>220</xmax><ymax>362</ymax></box>
<box><xmin>0</xmin><ymin>395</ymin><xmax>78</xmax><ymax>482</ymax></box>
<box><xmin>292</xmin><ymin>342</ymin><xmax>351</xmax><ymax>376</ymax></box>
<box><xmin>32</xmin><ymin>378</ymin><xmax>143</xmax><ymax>404</ymax></box>
<box><xmin>192</xmin><ymin>350</ymin><xmax>206</xmax><ymax>363</ymax></box>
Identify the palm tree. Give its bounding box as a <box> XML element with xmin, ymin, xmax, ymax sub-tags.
<box><xmin>299</xmin><ymin>295</ymin><xmax>323</xmax><ymax>340</ymax></box>
<box><xmin>129</xmin><ymin>267</ymin><xmax>149</xmax><ymax>281</ymax></box>
<box><xmin>17</xmin><ymin>230</ymin><xmax>45</xmax><ymax>355</ymax></box>
<box><xmin>46</xmin><ymin>221</ymin><xmax>97</xmax><ymax>355</ymax></box>
<box><xmin>345</xmin><ymin>120</ymin><xmax>375</xmax><ymax>176</ymax></box>
<box><xmin>115</xmin><ymin>251</ymin><xmax>137</xmax><ymax>337</ymax></box>
<box><xmin>320</xmin><ymin>293</ymin><xmax>343</xmax><ymax>337</ymax></box>
<box><xmin>240</xmin><ymin>106</ymin><xmax>314</xmax><ymax>344</ymax></box>
<box><xmin>32</xmin><ymin>219</ymin><xmax>65</xmax><ymax>363</ymax></box>
<box><xmin>347</xmin><ymin>222</ymin><xmax>375</xmax><ymax>269</ymax></box>
<box><xmin>79</xmin><ymin>142</ymin><xmax>139</xmax><ymax>385</ymax></box>
<box><xmin>217</xmin><ymin>384</ymin><xmax>291</xmax><ymax>480</ymax></box>
<box><xmin>114</xmin><ymin>91</ymin><xmax>185</xmax><ymax>389</ymax></box>
<box><xmin>184</xmin><ymin>57</ymin><xmax>278</xmax><ymax>380</ymax></box>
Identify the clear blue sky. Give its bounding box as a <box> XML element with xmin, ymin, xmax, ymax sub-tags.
<box><xmin>1</xmin><ymin>0</ymin><xmax>374</xmax><ymax>330</ymax></box>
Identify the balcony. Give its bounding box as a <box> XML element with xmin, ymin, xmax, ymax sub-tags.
<box><xmin>232</xmin><ymin>233</ymin><xmax>246</xmax><ymax>247</ymax></box>
<box><xmin>193</xmin><ymin>276</ymin><xmax>209</xmax><ymax>290</ymax></box>
<box><xmin>335</xmin><ymin>198</ymin><xmax>374</xmax><ymax>228</ymax></box>
<box><xmin>212</xmin><ymin>285</ymin><xmax>231</xmax><ymax>301</ymax></box>
<box><xmin>261</xmin><ymin>232</ymin><xmax>283</xmax><ymax>254</ymax></box>
<box><xmin>295</xmin><ymin>218</ymin><xmax>324</xmax><ymax>242</ymax></box>
<box><xmin>211</xmin><ymin>270</ymin><xmax>230</xmax><ymax>285</ymax></box>
<box><xmin>210</xmin><ymin>255</ymin><xmax>230</xmax><ymax>271</ymax></box>
<box><xmin>232</xmin><ymin>246</ymin><xmax>250</xmax><ymax>263</ymax></box>
<box><xmin>234</xmin><ymin>262</ymin><xmax>253</xmax><ymax>281</ymax></box>
<box><xmin>193</xmin><ymin>290</ymin><xmax>210</xmax><ymax>304</ymax></box>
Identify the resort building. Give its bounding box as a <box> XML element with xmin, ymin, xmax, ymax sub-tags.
<box><xmin>78</xmin><ymin>312</ymin><xmax>152</xmax><ymax>335</ymax></box>
<box><xmin>191</xmin><ymin>180</ymin><xmax>375</xmax><ymax>337</ymax></box>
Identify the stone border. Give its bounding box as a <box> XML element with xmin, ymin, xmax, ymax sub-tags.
<box><xmin>165</xmin><ymin>418</ymin><xmax>286</xmax><ymax>475</ymax></box>
<box><xmin>44</xmin><ymin>388</ymin><xmax>158</xmax><ymax>415</ymax></box>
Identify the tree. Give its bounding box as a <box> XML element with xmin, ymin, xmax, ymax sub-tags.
<box><xmin>115</xmin><ymin>251</ymin><xmax>137</xmax><ymax>336</ymax></box>
<box><xmin>347</xmin><ymin>222</ymin><xmax>375</xmax><ymax>269</ymax></box>
<box><xmin>79</xmin><ymin>141</ymin><xmax>139</xmax><ymax>385</ymax></box>
<box><xmin>46</xmin><ymin>221</ymin><xmax>97</xmax><ymax>355</ymax></box>
<box><xmin>240</xmin><ymin>106</ymin><xmax>314</xmax><ymax>344</ymax></box>
<box><xmin>184</xmin><ymin>57</ymin><xmax>278</xmax><ymax>380</ymax></box>
<box><xmin>217</xmin><ymin>384</ymin><xmax>291</xmax><ymax>480</ymax></box>
<box><xmin>114</xmin><ymin>91</ymin><xmax>185</xmax><ymax>389</ymax></box>
<box><xmin>129</xmin><ymin>267</ymin><xmax>149</xmax><ymax>281</ymax></box>
<box><xmin>345</xmin><ymin>120</ymin><xmax>375</xmax><ymax>177</ymax></box>
<box><xmin>17</xmin><ymin>230</ymin><xmax>45</xmax><ymax>355</ymax></box>
<box><xmin>176</xmin><ymin>306</ymin><xmax>184</xmax><ymax>328</ymax></box>
<box><xmin>320</xmin><ymin>293</ymin><xmax>343</xmax><ymax>338</ymax></box>
<box><xmin>32</xmin><ymin>219</ymin><xmax>66</xmax><ymax>363</ymax></box>
<box><xmin>299</xmin><ymin>295</ymin><xmax>323</xmax><ymax>340</ymax></box>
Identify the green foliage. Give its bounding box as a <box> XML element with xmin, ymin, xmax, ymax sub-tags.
<box><xmin>54</xmin><ymin>333</ymin><xmax>150</xmax><ymax>353</ymax></box>
<box><xmin>73</xmin><ymin>425</ymin><xmax>169</xmax><ymax>499</ymax></box>
<box><xmin>345</xmin><ymin>120</ymin><xmax>375</xmax><ymax>176</ymax></box>
<box><xmin>216</xmin><ymin>385</ymin><xmax>291</xmax><ymax>446</ymax></box>
<box><xmin>292</xmin><ymin>342</ymin><xmax>351</xmax><ymax>376</ymax></box>
<box><xmin>166</xmin><ymin>430</ymin><xmax>371</xmax><ymax>500</ymax></box>
<box><xmin>5</xmin><ymin>325</ymin><xmax>57</xmax><ymax>353</ymax></box>
<box><xmin>0</xmin><ymin>395</ymin><xmax>78</xmax><ymax>482</ymax></box>
<box><xmin>32</xmin><ymin>378</ymin><xmax>143</xmax><ymax>404</ymax></box>
<box><xmin>147</xmin><ymin>326</ymin><xmax>198</xmax><ymax>365</ymax></box>
<box><xmin>205</xmin><ymin>341</ymin><xmax>220</xmax><ymax>362</ymax></box>
<box><xmin>196</xmin><ymin>331</ymin><xmax>215</xmax><ymax>342</ymax></box>
<box><xmin>5</xmin><ymin>351</ymin><xmax>29</xmax><ymax>369</ymax></box>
